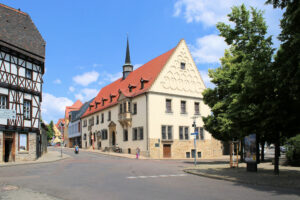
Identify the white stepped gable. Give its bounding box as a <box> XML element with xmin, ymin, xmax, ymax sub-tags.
<box><xmin>150</xmin><ymin>40</ymin><xmax>206</xmax><ymax>97</ymax></box>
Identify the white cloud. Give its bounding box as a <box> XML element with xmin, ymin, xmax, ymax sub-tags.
<box><xmin>190</xmin><ymin>34</ymin><xmax>228</xmax><ymax>64</ymax></box>
<box><xmin>53</xmin><ymin>79</ymin><xmax>62</xmax><ymax>84</ymax></box>
<box><xmin>41</xmin><ymin>93</ymin><xmax>73</xmax><ymax>123</ymax></box>
<box><xmin>73</xmin><ymin>71</ymin><xmax>99</xmax><ymax>86</ymax></box>
<box><xmin>174</xmin><ymin>0</ymin><xmax>283</xmax><ymax>47</ymax></box>
<box><xmin>199</xmin><ymin>70</ymin><xmax>215</xmax><ymax>88</ymax></box>
<box><xmin>75</xmin><ymin>88</ymin><xmax>98</xmax><ymax>102</ymax></box>
<box><xmin>69</xmin><ymin>86</ymin><xmax>75</xmax><ymax>92</ymax></box>
<box><xmin>101</xmin><ymin>71</ymin><xmax>122</xmax><ymax>82</ymax></box>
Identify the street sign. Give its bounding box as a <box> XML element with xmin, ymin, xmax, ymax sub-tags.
<box><xmin>0</xmin><ymin>109</ymin><xmax>16</xmax><ymax>120</ymax></box>
<box><xmin>191</xmin><ymin>132</ymin><xmax>199</xmax><ymax>135</ymax></box>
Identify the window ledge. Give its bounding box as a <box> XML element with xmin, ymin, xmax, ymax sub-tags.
<box><xmin>180</xmin><ymin>112</ymin><xmax>188</xmax><ymax>115</ymax></box>
<box><xmin>165</xmin><ymin>111</ymin><xmax>173</xmax><ymax>114</ymax></box>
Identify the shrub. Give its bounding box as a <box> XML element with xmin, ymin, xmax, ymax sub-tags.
<box><xmin>286</xmin><ymin>134</ymin><xmax>300</xmax><ymax>166</ymax></box>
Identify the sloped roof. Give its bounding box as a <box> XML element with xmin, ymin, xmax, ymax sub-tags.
<box><xmin>81</xmin><ymin>46</ymin><xmax>176</xmax><ymax>118</ymax></box>
<box><xmin>65</xmin><ymin>100</ymin><xmax>83</xmax><ymax>119</ymax></box>
<box><xmin>55</xmin><ymin>118</ymin><xmax>65</xmax><ymax>128</ymax></box>
<box><xmin>70</xmin><ymin>98</ymin><xmax>94</xmax><ymax>122</ymax></box>
<box><xmin>0</xmin><ymin>3</ymin><xmax>45</xmax><ymax>61</ymax></box>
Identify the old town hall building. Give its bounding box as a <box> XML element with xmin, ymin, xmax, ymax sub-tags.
<box><xmin>81</xmin><ymin>39</ymin><xmax>223</xmax><ymax>159</ymax></box>
<box><xmin>0</xmin><ymin>4</ymin><xmax>45</xmax><ymax>162</ymax></box>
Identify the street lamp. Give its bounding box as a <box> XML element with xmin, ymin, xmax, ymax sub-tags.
<box><xmin>191</xmin><ymin>115</ymin><xmax>199</xmax><ymax>166</ymax></box>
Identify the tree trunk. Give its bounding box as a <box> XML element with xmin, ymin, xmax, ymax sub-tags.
<box><xmin>261</xmin><ymin>140</ymin><xmax>265</xmax><ymax>162</ymax></box>
<box><xmin>256</xmin><ymin>134</ymin><xmax>260</xmax><ymax>164</ymax></box>
<box><xmin>274</xmin><ymin>133</ymin><xmax>280</xmax><ymax>175</ymax></box>
<box><xmin>240</xmin><ymin>139</ymin><xmax>244</xmax><ymax>162</ymax></box>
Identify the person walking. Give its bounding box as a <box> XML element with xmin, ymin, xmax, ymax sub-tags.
<box><xmin>136</xmin><ymin>147</ymin><xmax>140</xmax><ymax>159</ymax></box>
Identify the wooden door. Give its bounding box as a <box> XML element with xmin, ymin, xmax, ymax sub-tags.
<box><xmin>163</xmin><ymin>144</ymin><xmax>171</xmax><ymax>158</ymax></box>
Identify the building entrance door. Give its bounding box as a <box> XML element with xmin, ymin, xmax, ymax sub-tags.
<box><xmin>112</xmin><ymin>131</ymin><xmax>116</xmax><ymax>146</ymax></box>
<box><xmin>3</xmin><ymin>132</ymin><xmax>15</xmax><ymax>162</ymax></box>
<box><xmin>108</xmin><ymin>121</ymin><xmax>116</xmax><ymax>147</ymax></box>
<box><xmin>163</xmin><ymin>144</ymin><xmax>171</xmax><ymax>158</ymax></box>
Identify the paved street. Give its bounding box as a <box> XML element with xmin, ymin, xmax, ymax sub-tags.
<box><xmin>0</xmin><ymin>148</ymin><xmax>299</xmax><ymax>200</ymax></box>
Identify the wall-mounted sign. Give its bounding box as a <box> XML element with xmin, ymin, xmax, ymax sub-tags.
<box><xmin>244</xmin><ymin>134</ymin><xmax>257</xmax><ymax>163</ymax></box>
<box><xmin>155</xmin><ymin>143</ymin><xmax>160</xmax><ymax>147</ymax></box>
<box><xmin>0</xmin><ymin>109</ymin><xmax>16</xmax><ymax>120</ymax></box>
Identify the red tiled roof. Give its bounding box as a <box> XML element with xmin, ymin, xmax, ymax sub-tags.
<box><xmin>55</xmin><ymin>118</ymin><xmax>65</xmax><ymax>128</ymax></box>
<box><xmin>81</xmin><ymin>47</ymin><xmax>176</xmax><ymax>118</ymax></box>
<box><xmin>65</xmin><ymin>100</ymin><xmax>83</xmax><ymax>119</ymax></box>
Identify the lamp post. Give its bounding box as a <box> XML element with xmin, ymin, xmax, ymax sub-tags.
<box><xmin>191</xmin><ymin>115</ymin><xmax>199</xmax><ymax>166</ymax></box>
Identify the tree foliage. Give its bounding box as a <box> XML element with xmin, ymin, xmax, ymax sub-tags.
<box><xmin>47</xmin><ymin>120</ymin><xmax>54</xmax><ymax>141</ymax></box>
<box><xmin>202</xmin><ymin>5</ymin><xmax>274</xmax><ymax>142</ymax></box>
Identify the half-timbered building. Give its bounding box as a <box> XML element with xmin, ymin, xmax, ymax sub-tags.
<box><xmin>0</xmin><ymin>4</ymin><xmax>45</xmax><ymax>162</ymax></box>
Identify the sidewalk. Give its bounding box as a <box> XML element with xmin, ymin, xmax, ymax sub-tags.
<box><xmin>0</xmin><ymin>149</ymin><xmax>70</xmax><ymax>167</ymax></box>
<box><xmin>184</xmin><ymin>162</ymin><xmax>300</xmax><ymax>190</ymax></box>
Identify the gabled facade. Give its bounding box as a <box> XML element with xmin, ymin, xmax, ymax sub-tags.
<box><xmin>81</xmin><ymin>39</ymin><xmax>222</xmax><ymax>159</ymax></box>
<box><xmin>63</xmin><ymin>100</ymin><xmax>83</xmax><ymax>147</ymax></box>
<box><xmin>68</xmin><ymin>98</ymin><xmax>94</xmax><ymax>148</ymax></box>
<box><xmin>0</xmin><ymin>4</ymin><xmax>45</xmax><ymax>162</ymax></box>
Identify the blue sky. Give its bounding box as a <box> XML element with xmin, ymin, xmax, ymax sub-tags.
<box><xmin>1</xmin><ymin>0</ymin><xmax>283</xmax><ymax>123</ymax></box>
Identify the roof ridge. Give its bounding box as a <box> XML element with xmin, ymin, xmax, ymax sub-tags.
<box><xmin>0</xmin><ymin>3</ymin><xmax>27</xmax><ymax>15</ymax></box>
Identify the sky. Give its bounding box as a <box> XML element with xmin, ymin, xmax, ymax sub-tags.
<box><xmin>1</xmin><ymin>0</ymin><xmax>284</xmax><ymax>123</ymax></box>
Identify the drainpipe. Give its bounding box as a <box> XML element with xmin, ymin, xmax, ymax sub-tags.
<box><xmin>145</xmin><ymin>93</ymin><xmax>149</xmax><ymax>157</ymax></box>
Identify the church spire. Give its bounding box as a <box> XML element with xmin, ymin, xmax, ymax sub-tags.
<box><xmin>122</xmin><ymin>35</ymin><xmax>133</xmax><ymax>80</ymax></box>
<box><xmin>125</xmin><ymin>36</ymin><xmax>131</xmax><ymax>64</ymax></box>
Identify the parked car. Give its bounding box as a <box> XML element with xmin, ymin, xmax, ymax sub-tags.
<box><xmin>280</xmin><ymin>146</ymin><xmax>287</xmax><ymax>153</ymax></box>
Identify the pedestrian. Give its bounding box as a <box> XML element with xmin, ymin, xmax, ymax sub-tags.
<box><xmin>136</xmin><ymin>147</ymin><xmax>140</xmax><ymax>159</ymax></box>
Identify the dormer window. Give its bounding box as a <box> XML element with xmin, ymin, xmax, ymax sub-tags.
<box><xmin>110</xmin><ymin>94</ymin><xmax>116</xmax><ymax>102</ymax></box>
<box><xmin>89</xmin><ymin>104</ymin><xmax>94</xmax><ymax>111</ymax></box>
<box><xmin>140</xmin><ymin>78</ymin><xmax>149</xmax><ymax>89</ymax></box>
<box><xmin>102</xmin><ymin>98</ymin><xmax>108</xmax><ymax>106</ymax></box>
<box><xmin>128</xmin><ymin>84</ymin><xmax>136</xmax><ymax>92</ymax></box>
<box><xmin>181</xmin><ymin>62</ymin><xmax>186</xmax><ymax>70</ymax></box>
<box><xmin>95</xmin><ymin>101</ymin><xmax>100</xmax><ymax>108</ymax></box>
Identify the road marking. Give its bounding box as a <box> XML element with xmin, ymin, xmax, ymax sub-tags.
<box><xmin>126</xmin><ymin>174</ymin><xmax>188</xmax><ymax>179</ymax></box>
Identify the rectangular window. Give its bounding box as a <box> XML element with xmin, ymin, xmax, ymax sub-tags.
<box><xmin>181</xmin><ymin>62</ymin><xmax>185</xmax><ymax>70</ymax></box>
<box><xmin>83</xmin><ymin>120</ymin><xmax>87</xmax><ymax>127</ymax></box>
<box><xmin>186</xmin><ymin>152</ymin><xmax>191</xmax><ymax>158</ymax></box>
<box><xmin>123</xmin><ymin>102</ymin><xmax>126</xmax><ymax>113</ymax></box>
<box><xmin>139</xmin><ymin>127</ymin><xmax>143</xmax><ymax>140</ymax></box>
<box><xmin>195</xmin><ymin>102</ymin><xmax>200</xmax><ymax>115</ymax></box>
<box><xmin>133</xmin><ymin>103</ymin><xmax>137</xmax><ymax>115</ymax></box>
<box><xmin>119</xmin><ymin>104</ymin><xmax>122</xmax><ymax>114</ymax></box>
<box><xmin>181</xmin><ymin>101</ymin><xmax>186</xmax><ymax>114</ymax></box>
<box><xmin>166</xmin><ymin>99</ymin><xmax>172</xmax><ymax>113</ymax></box>
<box><xmin>132</xmin><ymin>128</ymin><xmax>138</xmax><ymax>140</ymax></box>
<box><xmin>128</xmin><ymin>102</ymin><xmax>131</xmax><ymax>113</ymax></box>
<box><xmin>101</xmin><ymin>113</ymin><xmax>104</xmax><ymax>123</ymax></box>
<box><xmin>162</xmin><ymin>126</ymin><xmax>166</xmax><ymax>140</ymax></box>
<box><xmin>179</xmin><ymin>126</ymin><xmax>184</xmax><ymax>140</ymax></box>
<box><xmin>200</xmin><ymin>127</ymin><xmax>204</xmax><ymax>140</ymax></box>
<box><xmin>179</xmin><ymin>126</ymin><xmax>189</xmax><ymax>140</ymax></box>
<box><xmin>19</xmin><ymin>133</ymin><xmax>28</xmax><ymax>151</ymax></box>
<box><xmin>0</xmin><ymin>95</ymin><xmax>7</xmax><ymax>109</ymax></box>
<box><xmin>89</xmin><ymin>117</ymin><xmax>94</xmax><ymax>126</ymax></box>
<box><xmin>23</xmin><ymin>100</ymin><xmax>31</xmax><ymax>120</ymax></box>
<box><xmin>78</xmin><ymin>122</ymin><xmax>81</xmax><ymax>132</ymax></box>
<box><xmin>123</xmin><ymin>129</ymin><xmax>128</xmax><ymax>141</ymax></box>
<box><xmin>96</xmin><ymin>115</ymin><xmax>99</xmax><ymax>124</ymax></box>
<box><xmin>102</xmin><ymin>129</ymin><xmax>108</xmax><ymax>140</ymax></box>
<box><xmin>108</xmin><ymin>111</ymin><xmax>111</xmax><ymax>121</ymax></box>
<box><xmin>25</xmin><ymin>69</ymin><xmax>32</xmax><ymax>79</ymax></box>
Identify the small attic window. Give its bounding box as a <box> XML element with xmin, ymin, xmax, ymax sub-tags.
<box><xmin>140</xmin><ymin>78</ymin><xmax>149</xmax><ymax>89</ymax></box>
<box><xmin>95</xmin><ymin>101</ymin><xmax>100</xmax><ymax>108</ymax></box>
<box><xmin>181</xmin><ymin>62</ymin><xmax>186</xmax><ymax>70</ymax></box>
<box><xmin>102</xmin><ymin>98</ymin><xmax>108</xmax><ymax>106</ymax></box>
<box><xmin>128</xmin><ymin>84</ymin><xmax>136</xmax><ymax>92</ymax></box>
<box><xmin>110</xmin><ymin>94</ymin><xmax>116</xmax><ymax>102</ymax></box>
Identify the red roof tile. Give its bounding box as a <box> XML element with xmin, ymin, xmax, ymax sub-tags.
<box><xmin>81</xmin><ymin>47</ymin><xmax>176</xmax><ymax>118</ymax></box>
<box><xmin>65</xmin><ymin>100</ymin><xmax>83</xmax><ymax>119</ymax></box>
<box><xmin>55</xmin><ymin>118</ymin><xmax>65</xmax><ymax>128</ymax></box>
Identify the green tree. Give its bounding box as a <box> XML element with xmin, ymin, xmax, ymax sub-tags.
<box><xmin>264</xmin><ymin>0</ymin><xmax>300</xmax><ymax>173</ymax></box>
<box><xmin>47</xmin><ymin>120</ymin><xmax>54</xmax><ymax>141</ymax></box>
<box><xmin>203</xmin><ymin>4</ymin><xmax>274</xmax><ymax>168</ymax></box>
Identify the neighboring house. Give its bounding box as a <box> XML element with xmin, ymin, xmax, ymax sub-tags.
<box><xmin>0</xmin><ymin>4</ymin><xmax>45</xmax><ymax>163</ymax></box>
<box><xmin>81</xmin><ymin>39</ymin><xmax>223</xmax><ymax>159</ymax></box>
<box><xmin>64</xmin><ymin>100</ymin><xmax>83</xmax><ymax>147</ymax></box>
<box><xmin>69</xmin><ymin>98</ymin><xmax>94</xmax><ymax>148</ymax></box>
<box><xmin>55</xmin><ymin>118</ymin><xmax>65</xmax><ymax>140</ymax></box>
